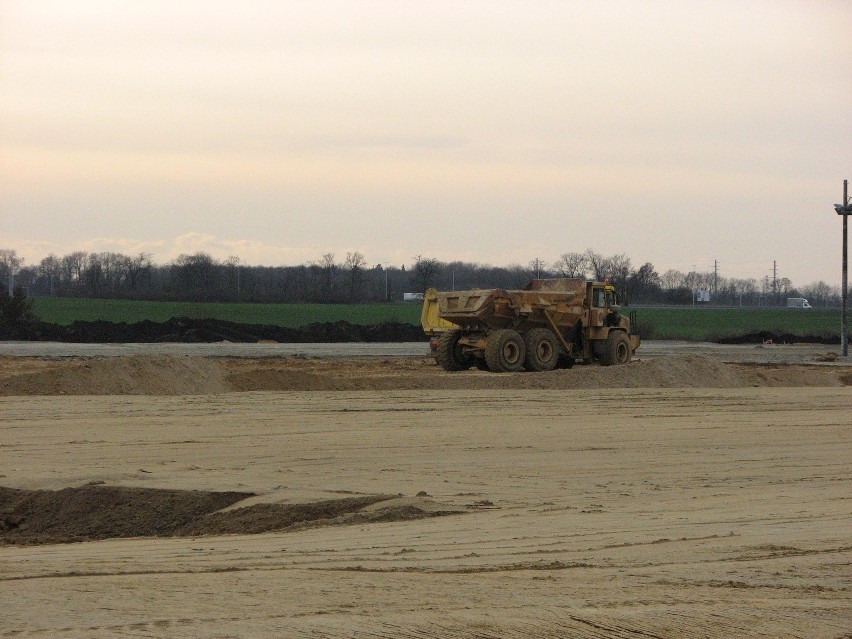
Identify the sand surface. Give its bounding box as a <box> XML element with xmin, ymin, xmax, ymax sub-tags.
<box><xmin>0</xmin><ymin>345</ymin><xmax>850</xmax><ymax>638</ymax></box>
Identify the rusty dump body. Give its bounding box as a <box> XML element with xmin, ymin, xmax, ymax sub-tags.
<box><xmin>423</xmin><ymin>278</ymin><xmax>640</xmax><ymax>372</ymax></box>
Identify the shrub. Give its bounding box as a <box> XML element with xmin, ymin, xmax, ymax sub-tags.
<box><xmin>0</xmin><ymin>285</ymin><xmax>37</xmax><ymax>337</ymax></box>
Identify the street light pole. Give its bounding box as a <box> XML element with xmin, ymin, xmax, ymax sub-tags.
<box><xmin>834</xmin><ymin>179</ymin><xmax>850</xmax><ymax>357</ymax></box>
<box><xmin>378</xmin><ymin>263</ymin><xmax>389</xmax><ymax>302</ymax></box>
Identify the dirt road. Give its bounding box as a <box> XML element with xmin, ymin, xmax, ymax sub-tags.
<box><xmin>0</xmin><ymin>346</ymin><xmax>850</xmax><ymax>637</ymax></box>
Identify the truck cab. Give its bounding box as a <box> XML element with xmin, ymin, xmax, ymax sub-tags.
<box><xmin>588</xmin><ymin>283</ymin><xmax>619</xmax><ymax>328</ymax></box>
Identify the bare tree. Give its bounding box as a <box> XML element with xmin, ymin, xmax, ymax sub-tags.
<box><xmin>585</xmin><ymin>249</ymin><xmax>607</xmax><ymax>281</ymax></box>
<box><xmin>84</xmin><ymin>253</ymin><xmax>104</xmax><ymax>294</ymax></box>
<box><xmin>0</xmin><ymin>245</ymin><xmax>822</xmax><ymax>308</ymax></box>
<box><xmin>344</xmin><ymin>251</ymin><xmax>367</xmax><ymax>301</ymax></box>
<box><xmin>317</xmin><ymin>253</ymin><xmax>337</xmax><ymax>302</ymax></box>
<box><xmin>659</xmin><ymin>269</ymin><xmax>685</xmax><ymax>290</ymax></box>
<box><xmin>411</xmin><ymin>255</ymin><xmax>441</xmax><ymax>293</ymax></box>
<box><xmin>62</xmin><ymin>251</ymin><xmax>89</xmax><ymax>286</ymax></box>
<box><xmin>729</xmin><ymin>277</ymin><xmax>758</xmax><ymax>305</ymax></box>
<box><xmin>225</xmin><ymin>255</ymin><xmax>242</xmax><ymax>299</ymax></box>
<box><xmin>628</xmin><ymin>262</ymin><xmax>660</xmax><ymax>300</ymax></box>
<box><xmin>683</xmin><ymin>270</ymin><xmax>703</xmax><ymax>292</ymax></box>
<box><xmin>172</xmin><ymin>252</ymin><xmax>217</xmax><ymax>299</ymax></box>
<box><xmin>39</xmin><ymin>255</ymin><xmax>61</xmax><ymax>296</ymax></box>
<box><xmin>802</xmin><ymin>281</ymin><xmax>833</xmax><ymax>307</ymax></box>
<box><xmin>528</xmin><ymin>257</ymin><xmax>547</xmax><ymax>279</ymax></box>
<box><xmin>0</xmin><ymin>249</ymin><xmax>24</xmax><ymax>295</ymax></box>
<box><xmin>136</xmin><ymin>253</ymin><xmax>153</xmax><ymax>288</ymax></box>
<box><xmin>125</xmin><ymin>252</ymin><xmax>152</xmax><ymax>291</ymax></box>
<box><xmin>605</xmin><ymin>251</ymin><xmax>630</xmax><ymax>279</ymax></box>
<box><xmin>103</xmin><ymin>253</ymin><xmax>123</xmax><ymax>292</ymax></box>
<box><xmin>581</xmin><ymin>250</ymin><xmax>631</xmax><ymax>297</ymax></box>
<box><xmin>552</xmin><ymin>252</ymin><xmax>588</xmax><ymax>278</ymax></box>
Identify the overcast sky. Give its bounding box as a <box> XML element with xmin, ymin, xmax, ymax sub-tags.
<box><xmin>2</xmin><ymin>0</ymin><xmax>850</xmax><ymax>286</ymax></box>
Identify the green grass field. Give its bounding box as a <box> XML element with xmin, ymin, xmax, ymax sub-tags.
<box><xmin>630</xmin><ymin>306</ymin><xmax>839</xmax><ymax>341</ymax></box>
<box><xmin>31</xmin><ymin>297</ymin><xmax>423</xmax><ymax>328</ymax></box>
<box><xmin>31</xmin><ymin>297</ymin><xmax>842</xmax><ymax>341</ymax></box>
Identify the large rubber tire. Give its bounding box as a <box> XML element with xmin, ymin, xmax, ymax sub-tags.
<box><xmin>524</xmin><ymin>328</ymin><xmax>560</xmax><ymax>372</ymax></box>
<box><xmin>600</xmin><ymin>330</ymin><xmax>631</xmax><ymax>366</ymax></box>
<box><xmin>484</xmin><ymin>329</ymin><xmax>526</xmax><ymax>373</ymax></box>
<box><xmin>435</xmin><ymin>330</ymin><xmax>473</xmax><ymax>371</ymax></box>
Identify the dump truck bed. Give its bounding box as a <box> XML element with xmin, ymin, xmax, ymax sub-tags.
<box><xmin>420</xmin><ymin>288</ymin><xmax>461</xmax><ymax>335</ymax></box>
<box><xmin>435</xmin><ymin>279</ymin><xmax>587</xmax><ymax>330</ymax></box>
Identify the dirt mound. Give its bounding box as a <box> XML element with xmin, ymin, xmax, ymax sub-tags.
<box><xmin>1</xmin><ymin>354</ymin><xmax>848</xmax><ymax>396</ymax></box>
<box><xmin>223</xmin><ymin>354</ymin><xmax>849</xmax><ymax>391</ymax></box>
<box><xmin>0</xmin><ymin>485</ymin><xmax>252</xmax><ymax>545</ymax></box>
<box><xmin>177</xmin><ymin>495</ymin><xmax>452</xmax><ymax>537</ymax></box>
<box><xmin>0</xmin><ymin>486</ymin><xmax>452</xmax><ymax>546</ymax></box>
<box><xmin>717</xmin><ymin>331</ymin><xmax>838</xmax><ymax>345</ymax></box>
<box><xmin>0</xmin><ymin>354</ymin><xmax>231</xmax><ymax>395</ymax></box>
<box><xmin>17</xmin><ymin>318</ymin><xmax>426</xmax><ymax>343</ymax></box>
<box><xmin>627</xmin><ymin>354</ymin><xmax>747</xmax><ymax>387</ymax></box>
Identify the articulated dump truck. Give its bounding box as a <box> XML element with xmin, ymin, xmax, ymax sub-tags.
<box><xmin>421</xmin><ymin>278</ymin><xmax>640</xmax><ymax>372</ymax></box>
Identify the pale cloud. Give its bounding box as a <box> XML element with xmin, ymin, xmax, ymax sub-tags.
<box><xmin>164</xmin><ymin>233</ymin><xmax>324</xmax><ymax>266</ymax></box>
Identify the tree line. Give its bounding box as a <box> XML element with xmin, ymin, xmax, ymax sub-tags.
<box><xmin>0</xmin><ymin>247</ymin><xmax>845</xmax><ymax>307</ymax></box>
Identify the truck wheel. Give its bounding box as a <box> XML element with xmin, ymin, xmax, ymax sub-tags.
<box><xmin>601</xmin><ymin>331</ymin><xmax>631</xmax><ymax>366</ymax></box>
<box><xmin>524</xmin><ymin>328</ymin><xmax>559</xmax><ymax>372</ymax></box>
<box><xmin>485</xmin><ymin>329</ymin><xmax>526</xmax><ymax>372</ymax></box>
<box><xmin>435</xmin><ymin>330</ymin><xmax>473</xmax><ymax>371</ymax></box>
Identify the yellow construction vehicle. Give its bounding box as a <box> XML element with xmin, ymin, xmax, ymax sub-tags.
<box><xmin>421</xmin><ymin>278</ymin><xmax>639</xmax><ymax>372</ymax></box>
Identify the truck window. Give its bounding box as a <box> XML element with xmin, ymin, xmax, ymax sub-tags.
<box><xmin>593</xmin><ymin>288</ymin><xmax>606</xmax><ymax>308</ymax></box>
<box><xmin>606</xmin><ymin>290</ymin><xmax>616</xmax><ymax>307</ymax></box>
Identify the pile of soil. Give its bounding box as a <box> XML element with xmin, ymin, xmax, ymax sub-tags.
<box><xmin>12</xmin><ymin>318</ymin><xmax>426</xmax><ymax>344</ymax></box>
<box><xmin>0</xmin><ymin>485</ymin><xmax>252</xmax><ymax>545</ymax></box>
<box><xmin>0</xmin><ymin>354</ymin><xmax>232</xmax><ymax>395</ymax></box>
<box><xmin>1</xmin><ymin>354</ymin><xmax>849</xmax><ymax>396</ymax></box>
<box><xmin>0</xmin><ymin>486</ymin><xmax>448</xmax><ymax>545</ymax></box>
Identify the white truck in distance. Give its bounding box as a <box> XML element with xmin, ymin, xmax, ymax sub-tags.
<box><xmin>786</xmin><ymin>297</ymin><xmax>812</xmax><ymax>309</ymax></box>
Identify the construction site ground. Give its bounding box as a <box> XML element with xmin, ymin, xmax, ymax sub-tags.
<box><xmin>1</xmin><ymin>341</ymin><xmax>850</xmax><ymax>638</ymax></box>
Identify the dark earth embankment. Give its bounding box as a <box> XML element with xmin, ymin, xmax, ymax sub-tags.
<box><xmin>0</xmin><ymin>486</ymin><xmax>454</xmax><ymax>545</ymax></box>
<box><xmin>716</xmin><ymin>330</ymin><xmax>839</xmax><ymax>344</ymax></box>
<box><xmin>3</xmin><ymin>317</ymin><xmax>427</xmax><ymax>343</ymax></box>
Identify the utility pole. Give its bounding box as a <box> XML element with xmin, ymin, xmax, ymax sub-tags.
<box><xmin>772</xmin><ymin>260</ymin><xmax>778</xmax><ymax>305</ymax></box>
<box><xmin>531</xmin><ymin>258</ymin><xmax>544</xmax><ymax>279</ymax></box>
<box><xmin>834</xmin><ymin>179</ymin><xmax>850</xmax><ymax>357</ymax></box>
<box><xmin>378</xmin><ymin>264</ymin><xmax>389</xmax><ymax>302</ymax></box>
<box><xmin>714</xmin><ymin>260</ymin><xmax>719</xmax><ymax>294</ymax></box>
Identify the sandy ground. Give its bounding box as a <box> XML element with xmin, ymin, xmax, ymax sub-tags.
<box><xmin>0</xmin><ymin>339</ymin><xmax>846</xmax><ymax>363</ymax></box>
<box><xmin>0</xmin><ymin>344</ymin><xmax>850</xmax><ymax>638</ymax></box>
